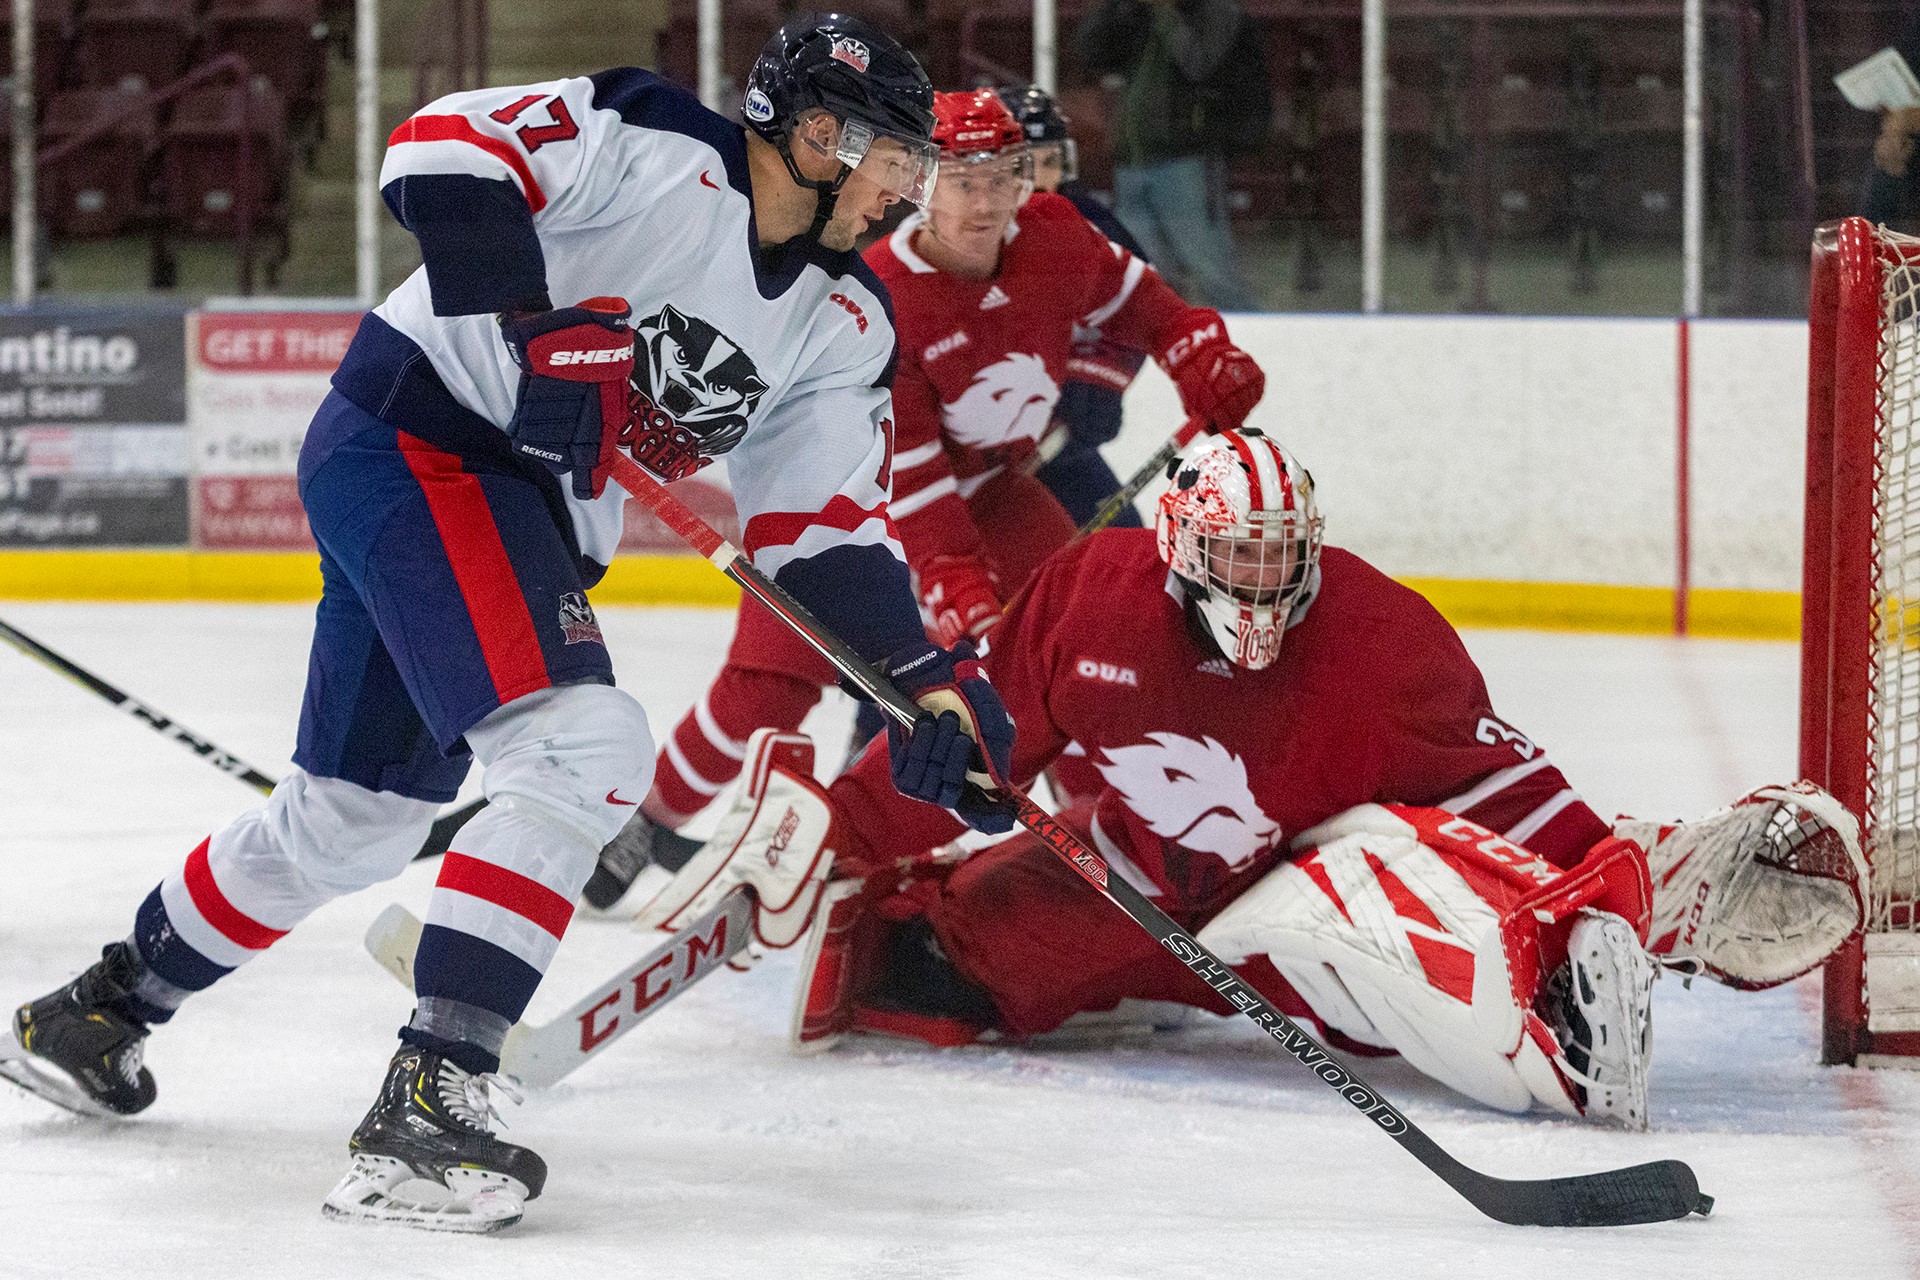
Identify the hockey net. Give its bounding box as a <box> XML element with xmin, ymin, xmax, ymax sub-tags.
<box><xmin>1804</xmin><ymin>217</ymin><xmax>1920</xmax><ymax>1066</ymax></box>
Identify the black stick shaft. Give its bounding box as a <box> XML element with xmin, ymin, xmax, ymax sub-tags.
<box><xmin>1071</xmin><ymin>418</ymin><xmax>1203</xmax><ymax>541</ymax></box>
<box><xmin>608</xmin><ymin>450</ymin><xmax>1712</xmax><ymax>1228</ymax></box>
<box><xmin>1</xmin><ymin>613</ymin><xmax>484</xmax><ymax>861</ymax></box>
<box><xmin>0</xmin><ymin>615</ymin><xmax>281</xmax><ymax>793</ymax></box>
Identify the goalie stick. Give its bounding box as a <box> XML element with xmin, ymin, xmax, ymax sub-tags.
<box><xmin>1072</xmin><ymin>417</ymin><xmax>1204</xmax><ymax>539</ymax></box>
<box><xmin>0</xmin><ymin>613</ymin><xmax>482</xmax><ymax>862</ymax></box>
<box><xmin>602</xmin><ymin>447</ymin><xmax>1714</xmax><ymax>1229</ymax></box>
<box><xmin>364</xmin><ymin>888</ymin><xmax>754</xmax><ymax>1088</ymax></box>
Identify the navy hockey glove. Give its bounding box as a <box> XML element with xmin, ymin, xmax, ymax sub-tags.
<box><xmin>882</xmin><ymin>640</ymin><xmax>1017</xmax><ymax>834</ymax></box>
<box><xmin>500</xmin><ymin>297</ymin><xmax>635</xmax><ymax>500</ymax></box>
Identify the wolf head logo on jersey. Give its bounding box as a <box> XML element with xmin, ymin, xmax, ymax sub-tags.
<box><xmin>623</xmin><ymin>304</ymin><xmax>769</xmax><ymax>482</ymax></box>
<box><xmin>1094</xmin><ymin>732</ymin><xmax>1281</xmax><ymax>870</ymax></box>
<box><xmin>940</xmin><ymin>352</ymin><xmax>1060</xmax><ymax>449</ymax></box>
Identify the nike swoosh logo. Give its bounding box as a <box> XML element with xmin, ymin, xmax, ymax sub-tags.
<box><xmin>606</xmin><ymin>790</ymin><xmax>637</xmax><ymax>806</ymax></box>
<box><xmin>700</xmin><ymin>170</ymin><xmax>719</xmax><ymax>190</ymax></box>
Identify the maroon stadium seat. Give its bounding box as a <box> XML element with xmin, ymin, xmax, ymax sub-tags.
<box><xmin>41</xmin><ymin>86</ymin><xmax>156</xmax><ymax>237</ymax></box>
<box><xmin>159</xmin><ymin>77</ymin><xmax>287</xmax><ymax>236</ymax></box>
<box><xmin>202</xmin><ymin>0</ymin><xmax>326</xmax><ymax>122</ymax></box>
<box><xmin>75</xmin><ymin>0</ymin><xmax>195</xmax><ymax>94</ymax></box>
<box><xmin>0</xmin><ymin>0</ymin><xmax>74</xmax><ymax>93</ymax></box>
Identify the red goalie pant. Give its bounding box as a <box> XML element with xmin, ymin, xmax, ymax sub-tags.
<box><xmin>647</xmin><ymin>468</ymin><xmax>1078</xmax><ymax>824</ymax></box>
<box><xmin>913</xmin><ymin>808</ymin><xmax>1338</xmax><ymax>1041</ymax></box>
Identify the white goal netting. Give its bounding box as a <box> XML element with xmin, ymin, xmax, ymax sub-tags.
<box><xmin>1868</xmin><ymin>227</ymin><xmax>1920</xmax><ymax>933</ymax></box>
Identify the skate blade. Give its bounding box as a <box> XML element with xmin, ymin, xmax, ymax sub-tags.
<box><xmin>0</xmin><ymin>1028</ymin><xmax>125</xmax><ymax>1120</ymax></box>
<box><xmin>321</xmin><ymin>1156</ymin><xmax>527</xmax><ymax>1234</ymax></box>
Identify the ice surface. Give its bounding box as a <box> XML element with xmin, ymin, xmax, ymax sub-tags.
<box><xmin>2</xmin><ymin>603</ymin><xmax>1917</xmax><ymax>1278</ymax></box>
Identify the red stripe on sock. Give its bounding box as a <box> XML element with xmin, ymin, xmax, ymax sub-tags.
<box><xmin>182</xmin><ymin>836</ymin><xmax>288</xmax><ymax>951</ymax></box>
<box><xmin>397</xmin><ymin>433</ymin><xmax>551</xmax><ymax>703</ymax></box>
<box><xmin>436</xmin><ymin>851</ymin><xmax>574</xmax><ymax>939</ymax></box>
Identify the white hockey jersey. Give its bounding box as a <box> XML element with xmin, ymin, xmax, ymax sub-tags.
<box><xmin>337</xmin><ymin>68</ymin><xmax>920</xmax><ymax>659</ymax></box>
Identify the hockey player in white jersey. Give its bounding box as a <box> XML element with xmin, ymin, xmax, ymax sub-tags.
<box><xmin>0</xmin><ymin>15</ymin><xmax>1018</xmax><ymax>1234</ymax></box>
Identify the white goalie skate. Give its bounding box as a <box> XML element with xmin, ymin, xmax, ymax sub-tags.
<box><xmin>1549</xmin><ymin>910</ymin><xmax>1656</xmax><ymax>1131</ymax></box>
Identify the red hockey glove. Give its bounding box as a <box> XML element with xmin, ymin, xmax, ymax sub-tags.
<box><xmin>882</xmin><ymin>640</ymin><xmax>1017</xmax><ymax>834</ymax></box>
<box><xmin>500</xmin><ymin>296</ymin><xmax>635</xmax><ymax>500</ymax></box>
<box><xmin>1159</xmin><ymin>308</ymin><xmax>1265</xmax><ymax>433</ymax></box>
<box><xmin>918</xmin><ymin>554</ymin><xmax>1002</xmax><ymax>648</ymax></box>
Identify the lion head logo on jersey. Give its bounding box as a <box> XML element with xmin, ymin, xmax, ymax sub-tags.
<box><xmin>940</xmin><ymin>352</ymin><xmax>1060</xmax><ymax>450</ymax></box>
<box><xmin>623</xmin><ymin>304</ymin><xmax>769</xmax><ymax>482</ymax></box>
<box><xmin>1094</xmin><ymin>732</ymin><xmax>1282</xmax><ymax>870</ymax></box>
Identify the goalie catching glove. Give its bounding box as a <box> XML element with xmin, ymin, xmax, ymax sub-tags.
<box><xmin>633</xmin><ymin>729</ymin><xmax>838</xmax><ymax>954</ymax></box>
<box><xmin>1615</xmin><ymin>780</ymin><xmax>1866</xmax><ymax>990</ymax></box>
<box><xmin>500</xmin><ymin>297</ymin><xmax>636</xmax><ymax>500</ymax></box>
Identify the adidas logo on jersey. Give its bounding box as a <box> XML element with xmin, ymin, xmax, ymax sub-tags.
<box><xmin>980</xmin><ymin>285</ymin><xmax>1011</xmax><ymax>310</ymax></box>
<box><xmin>1196</xmin><ymin>658</ymin><xmax>1234</xmax><ymax>678</ymax></box>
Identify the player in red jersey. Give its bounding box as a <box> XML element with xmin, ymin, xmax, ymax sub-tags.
<box><xmin>581</xmin><ymin>89</ymin><xmax>1266</xmax><ymax>909</ymax></box>
<box><xmin>753</xmin><ymin>430</ymin><xmax>1867</xmax><ymax>1127</ymax></box>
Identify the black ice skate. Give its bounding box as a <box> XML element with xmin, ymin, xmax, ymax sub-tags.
<box><xmin>322</xmin><ymin>1044</ymin><xmax>546</xmax><ymax>1234</ymax></box>
<box><xmin>581</xmin><ymin>807</ymin><xmax>702</xmax><ymax>913</ymax></box>
<box><xmin>0</xmin><ymin>942</ymin><xmax>157</xmax><ymax>1118</ymax></box>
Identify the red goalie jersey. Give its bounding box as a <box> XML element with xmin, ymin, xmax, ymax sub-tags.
<box><xmin>865</xmin><ymin>192</ymin><xmax>1195</xmax><ymax>568</ymax></box>
<box><xmin>831</xmin><ymin>529</ymin><xmax>1612</xmax><ymax>923</ymax></box>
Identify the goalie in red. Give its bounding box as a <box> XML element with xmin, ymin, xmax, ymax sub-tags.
<box><xmin>582</xmin><ymin>88</ymin><xmax>1265</xmax><ymax>907</ymax></box>
<box><xmin>671</xmin><ymin>428</ymin><xmax>1866</xmax><ymax>1127</ymax></box>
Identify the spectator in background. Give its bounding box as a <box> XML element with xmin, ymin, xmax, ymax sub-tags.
<box><xmin>1076</xmin><ymin>0</ymin><xmax>1261</xmax><ymax>310</ymax></box>
<box><xmin>1862</xmin><ymin>16</ymin><xmax>1920</xmax><ymax>229</ymax></box>
<box><xmin>998</xmin><ymin>82</ymin><xmax>1147</xmax><ymax>529</ymax></box>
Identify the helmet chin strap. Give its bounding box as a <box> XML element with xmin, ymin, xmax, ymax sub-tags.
<box><xmin>776</xmin><ymin>136</ymin><xmax>853</xmax><ymax>244</ymax></box>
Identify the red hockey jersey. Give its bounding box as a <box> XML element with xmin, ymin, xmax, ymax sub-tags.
<box><xmin>863</xmin><ymin>192</ymin><xmax>1191</xmax><ymax>570</ymax></box>
<box><xmin>831</xmin><ymin>530</ymin><xmax>1612</xmax><ymax>921</ymax></box>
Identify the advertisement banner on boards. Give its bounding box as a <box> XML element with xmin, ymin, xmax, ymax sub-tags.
<box><xmin>190</xmin><ymin>310</ymin><xmax>363</xmax><ymax>549</ymax></box>
<box><xmin>189</xmin><ymin>308</ymin><xmax>740</xmax><ymax>556</ymax></box>
<box><xmin>0</xmin><ymin>309</ymin><xmax>189</xmax><ymax>547</ymax></box>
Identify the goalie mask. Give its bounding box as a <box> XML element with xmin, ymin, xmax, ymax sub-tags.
<box><xmin>1155</xmin><ymin>429</ymin><xmax>1323</xmax><ymax>671</ymax></box>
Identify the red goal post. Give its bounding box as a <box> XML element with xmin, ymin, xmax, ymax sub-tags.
<box><xmin>1803</xmin><ymin>216</ymin><xmax>1920</xmax><ymax>1067</ymax></box>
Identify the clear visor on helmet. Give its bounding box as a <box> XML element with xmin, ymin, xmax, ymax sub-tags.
<box><xmin>835</xmin><ymin>117</ymin><xmax>940</xmax><ymax>207</ymax></box>
<box><xmin>1031</xmin><ymin>138</ymin><xmax>1077</xmax><ymax>184</ymax></box>
<box><xmin>933</xmin><ymin>148</ymin><xmax>1034</xmax><ymax>212</ymax></box>
<box><xmin>1194</xmin><ymin>510</ymin><xmax>1324</xmax><ymax>610</ymax></box>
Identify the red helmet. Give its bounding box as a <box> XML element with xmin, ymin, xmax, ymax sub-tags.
<box><xmin>932</xmin><ymin>88</ymin><xmax>1026</xmax><ymax>159</ymax></box>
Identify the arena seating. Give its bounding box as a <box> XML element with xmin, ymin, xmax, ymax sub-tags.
<box><xmin>0</xmin><ymin>0</ymin><xmax>323</xmax><ymax>285</ymax></box>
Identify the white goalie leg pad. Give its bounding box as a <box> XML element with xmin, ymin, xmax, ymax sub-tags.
<box><xmin>1617</xmin><ymin>781</ymin><xmax>1868</xmax><ymax>990</ymax></box>
<box><xmin>634</xmin><ymin>729</ymin><xmax>835</xmax><ymax>951</ymax></box>
<box><xmin>1199</xmin><ymin>818</ymin><xmax>1566</xmax><ymax>1115</ymax></box>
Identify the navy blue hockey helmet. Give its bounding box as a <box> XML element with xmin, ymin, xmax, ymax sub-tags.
<box><xmin>744</xmin><ymin>13</ymin><xmax>939</xmax><ymax>214</ymax></box>
<box><xmin>996</xmin><ymin>82</ymin><xmax>1077</xmax><ymax>181</ymax></box>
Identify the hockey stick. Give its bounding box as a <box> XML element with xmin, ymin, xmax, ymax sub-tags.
<box><xmin>604</xmin><ymin>449</ymin><xmax>1714</xmax><ymax>1228</ymax></box>
<box><xmin>1072</xmin><ymin>416</ymin><xmax>1205</xmax><ymax>539</ymax></box>
<box><xmin>364</xmin><ymin>888</ymin><xmax>753</xmax><ymax>1087</ymax></box>
<box><xmin>0</xmin><ymin>614</ymin><xmax>483</xmax><ymax>860</ymax></box>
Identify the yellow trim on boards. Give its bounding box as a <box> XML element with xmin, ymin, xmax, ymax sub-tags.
<box><xmin>0</xmin><ymin>550</ymin><xmax>1799</xmax><ymax>639</ymax></box>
